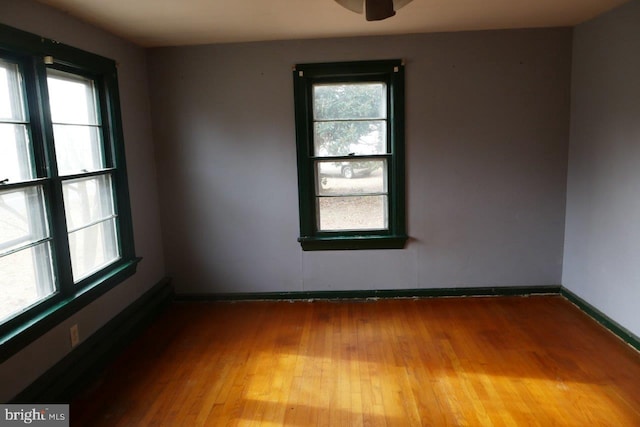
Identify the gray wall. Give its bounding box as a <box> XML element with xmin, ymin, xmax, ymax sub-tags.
<box><xmin>148</xmin><ymin>28</ymin><xmax>572</xmax><ymax>295</ymax></box>
<box><xmin>563</xmin><ymin>0</ymin><xmax>640</xmax><ymax>337</ymax></box>
<box><xmin>0</xmin><ymin>0</ymin><xmax>166</xmax><ymax>400</ymax></box>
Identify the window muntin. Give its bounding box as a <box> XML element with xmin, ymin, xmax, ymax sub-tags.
<box><xmin>0</xmin><ymin>187</ymin><xmax>56</xmax><ymax>311</ymax></box>
<box><xmin>312</xmin><ymin>83</ymin><xmax>387</xmax><ymax>158</ymax></box>
<box><xmin>0</xmin><ymin>186</ymin><xmax>50</xmax><ymax>252</ymax></box>
<box><xmin>62</xmin><ymin>175</ymin><xmax>115</xmax><ymax>231</ymax></box>
<box><xmin>316</xmin><ymin>159</ymin><xmax>388</xmax><ymax>231</ymax></box>
<box><xmin>68</xmin><ymin>218</ymin><xmax>119</xmax><ymax>282</ymax></box>
<box><xmin>0</xmin><ymin>242</ymin><xmax>55</xmax><ymax>323</ymax></box>
<box><xmin>294</xmin><ymin>60</ymin><xmax>406</xmax><ymax>250</ymax></box>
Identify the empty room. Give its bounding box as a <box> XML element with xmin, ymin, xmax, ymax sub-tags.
<box><xmin>1</xmin><ymin>0</ymin><xmax>639</xmax><ymax>425</ymax></box>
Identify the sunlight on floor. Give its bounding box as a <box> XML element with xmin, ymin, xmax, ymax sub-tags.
<box><xmin>233</xmin><ymin>347</ymin><xmax>640</xmax><ymax>426</ymax></box>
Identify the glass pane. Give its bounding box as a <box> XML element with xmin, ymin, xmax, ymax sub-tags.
<box><xmin>53</xmin><ymin>124</ymin><xmax>104</xmax><ymax>175</ymax></box>
<box><xmin>313</xmin><ymin>83</ymin><xmax>386</xmax><ymax>120</ymax></box>
<box><xmin>0</xmin><ymin>59</ymin><xmax>26</xmax><ymax>122</ymax></box>
<box><xmin>69</xmin><ymin>218</ymin><xmax>119</xmax><ymax>282</ymax></box>
<box><xmin>317</xmin><ymin>160</ymin><xmax>386</xmax><ymax>195</ymax></box>
<box><xmin>47</xmin><ymin>70</ymin><xmax>99</xmax><ymax>125</ymax></box>
<box><xmin>48</xmin><ymin>69</ymin><xmax>104</xmax><ymax>175</ymax></box>
<box><xmin>0</xmin><ymin>242</ymin><xmax>55</xmax><ymax>323</ymax></box>
<box><xmin>0</xmin><ymin>123</ymin><xmax>34</xmax><ymax>182</ymax></box>
<box><xmin>0</xmin><ymin>59</ymin><xmax>33</xmax><ymax>183</ymax></box>
<box><xmin>0</xmin><ymin>186</ymin><xmax>49</xmax><ymax>255</ymax></box>
<box><xmin>317</xmin><ymin>195</ymin><xmax>388</xmax><ymax>231</ymax></box>
<box><xmin>314</xmin><ymin>120</ymin><xmax>386</xmax><ymax>157</ymax></box>
<box><xmin>62</xmin><ymin>175</ymin><xmax>115</xmax><ymax>232</ymax></box>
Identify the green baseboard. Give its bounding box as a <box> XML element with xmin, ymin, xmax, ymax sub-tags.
<box><xmin>560</xmin><ymin>287</ymin><xmax>640</xmax><ymax>352</ymax></box>
<box><xmin>13</xmin><ymin>280</ymin><xmax>635</xmax><ymax>404</ymax></box>
<box><xmin>175</xmin><ymin>285</ymin><xmax>561</xmax><ymax>301</ymax></box>
<box><xmin>178</xmin><ymin>285</ymin><xmax>638</xmax><ymax>353</ymax></box>
<box><xmin>11</xmin><ymin>277</ymin><xmax>174</xmax><ymax>403</ymax></box>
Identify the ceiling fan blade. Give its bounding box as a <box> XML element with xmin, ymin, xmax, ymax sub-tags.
<box><xmin>392</xmin><ymin>0</ymin><xmax>413</xmax><ymax>10</ymax></box>
<box><xmin>366</xmin><ymin>0</ymin><xmax>395</xmax><ymax>21</ymax></box>
<box><xmin>335</xmin><ymin>0</ymin><xmax>364</xmax><ymax>14</ymax></box>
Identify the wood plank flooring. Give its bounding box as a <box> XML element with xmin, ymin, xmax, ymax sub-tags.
<box><xmin>71</xmin><ymin>296</ymin><xmax>640</xmax><ymax>426</ymax></box>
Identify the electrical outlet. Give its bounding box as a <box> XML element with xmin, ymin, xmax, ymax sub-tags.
<box><xmin>70</xmin><ymin>324</ymin><xmax>80</xmax><ymax>348</ymax></box>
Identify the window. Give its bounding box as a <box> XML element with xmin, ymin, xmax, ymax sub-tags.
<box><xmin>293</xmin><ymin>60</ymin><xmax>407</xmax><ymax>250</ymax></box>
<box><xmin>0</xmin><ymin>24</ymin><xmax>137</xmax><ymax>358</ymax></box>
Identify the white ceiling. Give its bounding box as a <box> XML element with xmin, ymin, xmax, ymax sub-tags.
<box><xmin>36</xmin><ymin>0</ymin><xmax>628</xmax><ymax>47</ymax></box>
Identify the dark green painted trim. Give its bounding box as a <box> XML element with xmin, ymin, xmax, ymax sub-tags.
<box><xmin>299</xmin><ymin>234</ymin><xmax>408</xmax><ymax>250</ymax></box>
<box><xmin>561</xmin><ymin>287</ymin><xmax>640</xmax><ymax>352</ymax></box>
<box><xmin>0</xmin><ymin>23</ymin><xmax>139</xmax><ymax>364</ymax></box>
<box><xmin>294</xmin><ymin>60</ymin><xmax>405</xmax><ymax>77</ymax></box>
<box><xmin>176</xmin><ymin>286</ymin><xmax>639</xmax><ymax>353</ymax></box>
<box><xmin>0</xmin><ymin>23</ymin><xmax>114</xmax><ymax>72</ymax></box>
<box><xmin>10</xmin><ymin>277</ymin><xmax>174</xmax><ymax>404</ymax></box>
<box><xmin>293</xmin><ymin>59</ymin><xmax>406</xmax><ymax>250</ymax></box>
<box><xmin>176</xmin><ymin>285</ymin><xmax>561</xmax><ymax>302</ymax></box>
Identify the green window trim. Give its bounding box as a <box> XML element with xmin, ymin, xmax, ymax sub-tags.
<box><xmin>0</xmin><ymin>23</ymin><xmax>138</xmax><ymax>362</ymax></box>
<box><xmin>0</xmin><ymin>258</ymin><xmax>139</xmax><ymax>363</ymax></box>
<box><xmin>293</xmin><ymin>60</ymin><xmax>407</xmax><ymax>250</ymax></box>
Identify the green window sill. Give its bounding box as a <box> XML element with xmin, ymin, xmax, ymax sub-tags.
<box><xmin>298</xmin><ymin>235</ymin><xmax>408</xmax><ymax>251</ymax></box>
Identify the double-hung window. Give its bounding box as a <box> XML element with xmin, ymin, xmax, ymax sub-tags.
<box><xmin>0</xmin><ymin>24</ymin><xmax>137</xmax><ymax>358</ymax></box>
<box><xmin>293</xmin><ymin>60</ymin><xmax>407</xmax><ymax>250</ymax></box>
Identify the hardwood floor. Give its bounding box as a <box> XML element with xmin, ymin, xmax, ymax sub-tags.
<box><xmin>72</xmin><ymin>296</ymin><xmax>640</xmax><ymax>426</ymax></box>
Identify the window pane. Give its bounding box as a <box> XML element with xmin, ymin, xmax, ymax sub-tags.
<box><xmin>0</xmin><ymin>59</ymin><xmax>26</xmax><ymax>122</ymax></box>
<box><xmin>69</xmin><ymin>218</ymin><xmax>119</xmax><ymax>282</ymax></box>
<box><xmin>0</xmin><ymin>123</ymin><xmax>34</xmax><ymax>182</ymax></box>
<box><xmin>47</xmin><ymin>70</ymin><xmax>99</xmax><ymax>125</ymax></box>
<box><xmin>314</xmin><ymin>120</ymin><xmax>386</xmax><ymax>157</ymax></box>
<box><xmin>0</xmin><ymin>186</ymin><xmax>49</xmax><ymax>255</ymax></box>
<box><xmin>47</xmin><ymin>69</ymin><xmax>104</xmax><ymax>175</ymax></box>
<box><xmin>317</xmin><ymin>195</ymin><xmax>388</xmax><ymax>231</ymax></box>
<box><xmin>0</xmin><ymin>242</ymin><xmax>55</xmax><ymax>323</ymax></box>
<box><xmin>313</xmin><ymin>83</ymin><xmax>386</xmax><ymax>120</ymax></box>
<box><xmin>62</xmin><ymin>175</ymin><xmax>115</xmax><ymax>232</ymax></box>
<box><xmin>317</xmin><ymin>160</ymin><xmax>386</xmax><ymax>195</ymax></box>
<box><xmin>53</xmin><ymin>124</ymin><xmax>104</xmax><ymax>175</ymax></box>
<box><xmin>1</xmin><ymin>59</ymin><xmax>34</xmax><ymax>183</ymax></box>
